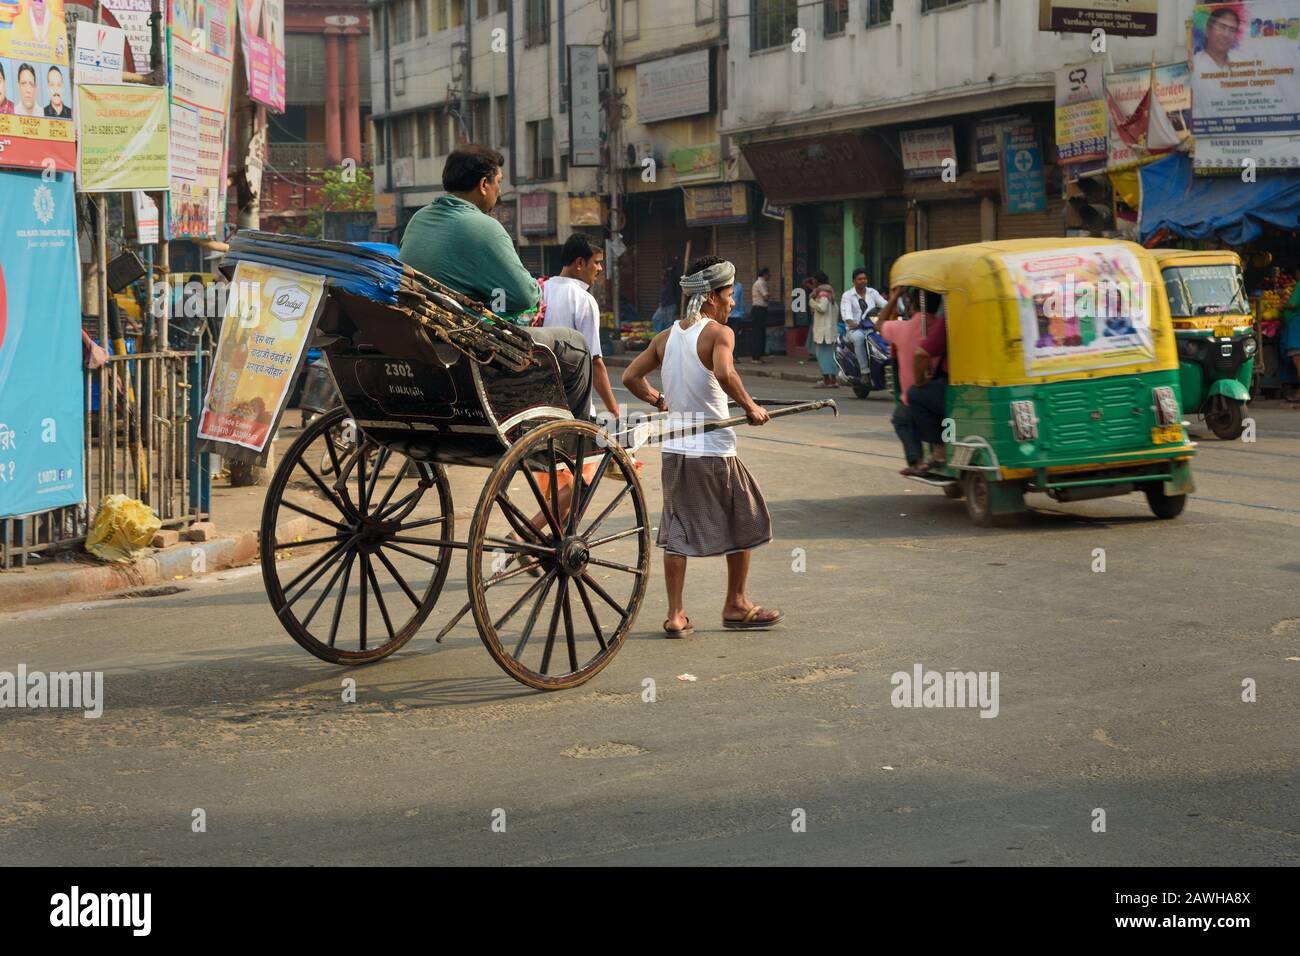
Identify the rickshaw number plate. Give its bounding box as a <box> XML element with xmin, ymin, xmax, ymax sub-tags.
<box><xmin>1213</xmin><ymin>325</ymin><xmax>1234</xmax><ymax>338</ymax></box>
<box><xmin>1151</xmin><ymin>425</ymin><xmax>1183</xmax><ymax>445</ymax></box>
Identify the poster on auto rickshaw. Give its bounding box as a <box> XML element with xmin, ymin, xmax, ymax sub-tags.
<box><xmin>1000</xmin><ymin>245</ymin><xmax>1155</xmax><ymax>377</ymax></box>
<box><xmin>197</xmin><ymin>261</ymin><xmax>325</xmax><ymax>464</ymax></box>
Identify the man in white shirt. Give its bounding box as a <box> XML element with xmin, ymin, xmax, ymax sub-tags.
<box><xmin>542</xmin><ymin>233</ymin><xmax>619</xmax><ymax>419</ymax></box>
<box><xmin>840</xmin><ymin>267</ymin><xmax>888</xmax><ymax>380</ymax></box>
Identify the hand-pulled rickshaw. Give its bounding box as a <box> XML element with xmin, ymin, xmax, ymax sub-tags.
<box><xmin>890</xmin><ymin>238</ymin><xmax>1197</xmax><ymax>526</ymax></box>
<box><xmin>204</xmin><ymin>232</ymin><xmax>832</xmax><ymax>690</ymax></box>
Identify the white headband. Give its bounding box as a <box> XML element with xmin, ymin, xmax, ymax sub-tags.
<box><xmin>678</xmin><ymin>260</ymin><xmax>736</xmax><ymax>327</ymax></box>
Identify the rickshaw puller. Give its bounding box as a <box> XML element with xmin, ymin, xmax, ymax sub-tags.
<box><xmin>622</xmin><ymin>256</ymin><xmax>783</xmax><ymax>638</ymax></box>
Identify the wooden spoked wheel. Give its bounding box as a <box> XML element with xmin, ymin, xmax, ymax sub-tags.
<box><xmin>467</xmin><ymin>419</ymin><xmax>650</xmax><ymax>690</ymax></box>
<box><xmin>261</xmin><ymin>407</ymin><xmax>454</xmax><ymax>664</ymax></box>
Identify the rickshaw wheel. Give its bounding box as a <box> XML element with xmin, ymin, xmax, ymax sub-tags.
<box><xmin>1144</xmin><ymin>484</ymin><xmax>1187</xmax><ymax>520</ymax></box>
<box><xmin>467</xmin><ymin>419</ymin><xmax>650</xmax><ymax>691</ymax></box>
<box><xmin>261</xmin><ymin>406</ymin><xmax>455</xmax><ymax>665</ymax></box>
<box><xmin>942</xmin><ymin>481</ymin><xmax>964</xmax><ymax>499</ymax></box>
<box><xmin>1205</xmin><ymin>395</ymin><xmax>1245</xmax><ymax>441</ymax></box>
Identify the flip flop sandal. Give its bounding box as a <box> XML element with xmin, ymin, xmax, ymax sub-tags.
<box><xmin>663</xmin><ymin>617</ymin><xmax>694</xmax><ymax>639</ymax></box>
<box><xmin>722</xmin><ymin>606</ymin><xmax>784</xmax><ymax>630</ymax></box>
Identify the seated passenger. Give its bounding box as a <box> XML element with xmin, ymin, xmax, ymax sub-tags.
<box><xmin>904</xmin><ymin>292</ymin><xmax>948</xmax><ymax>474</ymax></box>
<box><xmin>398</xmin><ymin>145</ymin><xmax>592</xmax><ymax>419</ymax></box>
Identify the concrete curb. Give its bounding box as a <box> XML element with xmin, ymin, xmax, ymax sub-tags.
<box><xmin>0</xmin><ymin>514</ymin><xmax>324</xmax><ymax>613</ymax></box>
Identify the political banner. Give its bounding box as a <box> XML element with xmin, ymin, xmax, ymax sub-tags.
<box><xmin>74</xmin><ymin>20</ymin><xmax>127</xmax><ymax>85</ymax></box>
<box><xmin>0</xmin><ymin>0</ymin><xmax>75</xmax><ymax>171</ymax></box>
<box><xmin>198</xmin><ymin>261</ymin><xmax>324</xmax><ymax>463</ymax></box>
<box><xmin>76</xmin><ymin>83</ymin><xmax>170</xmax><ymax>191</ymax></box>
<box><xmin>237</xmin><ymin>0</ymin><xmax>284</xmax><ymax>113</ymax></box>
<box><xmin>1190</xmin><ymin>3</ymin><xmax>1300</xmax><ymax>137</ymax></box>
<box><xmin>0</xmin><ymin>168</ymin><xmax>85</xmax><ymax>517</ymax></box>
<box><xmin>168</xmin><ymin>0</ymin><xmax>236</xmax><ymax>239</ymax></box>
<box><xmin>1054</xmin><ymin>60</ymin><xmax>1107</xmax><ymax>164</ymax></box>
<box><xmin>1001</xmin><ymin>245</ymin><xmax>1155</xmax><ymax>377</ymax></box>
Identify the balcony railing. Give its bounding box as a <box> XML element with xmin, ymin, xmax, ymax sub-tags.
<box><xmin>267</xmin><ymin>142</ymin><xmax>375</xmax><ymax>171</ymax></box>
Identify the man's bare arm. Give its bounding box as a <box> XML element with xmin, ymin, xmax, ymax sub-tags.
<box><xmin>621</xmin><ymin>331</ymin><xmax>667</xmax><ymax>405</ymax></box>
<box><xmin>876</xmin><ymin>286</ymin><xmax>905</xmax><ymax>326</ymax></box>
<box><xmin>710</xmin><ymin>324</ymin><xmax>769</xmax><ymax>425</ymax></box>
<box><xmin>591</xmin><ymin>357</ymin><xmax>620</xmax><ymax>417</ymax></box>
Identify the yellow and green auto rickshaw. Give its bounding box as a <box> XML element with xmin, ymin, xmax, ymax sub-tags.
<box><xmin>1152</xmin><ymin>249</ymin><xmax>1255</xmax><ymax>439</ymax></box>
<box><xmin>890</xmin><ymin>238</ymin><xmax>1196</xmax><ymax>526</ymax></box>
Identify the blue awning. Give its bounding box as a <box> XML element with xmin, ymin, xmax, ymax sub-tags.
<box><xmin>1139</xmin><ymin>152</ymin><xmax>1300</xmax><ymax>246</ymax></box>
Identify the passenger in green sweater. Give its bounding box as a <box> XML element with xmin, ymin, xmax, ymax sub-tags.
<box><xmin>398</xmin><ymin>145</ymin><xmax>593</xmax><ymax>418</ymax></box>
<box><xmin>398</xmin><ymin>145</ymin><xmax>540</xmax><ymax>314</ymax></box>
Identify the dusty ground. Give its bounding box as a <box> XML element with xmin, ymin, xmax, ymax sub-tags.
<box><xmin>2</xmin><ymin>381</ymin><xmax>1297</xmax><ymax>865</ymax></box>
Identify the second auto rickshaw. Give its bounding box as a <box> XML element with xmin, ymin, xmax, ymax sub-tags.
<box><xmin>890</xmin><ymin>238</ymin><xmax>1196</xmax><ymax>526</ymax></box>
<box><xmin>1153</xmin><ymin>249</ymin><xmax>1255</xmax><ymax>439</ymax></box>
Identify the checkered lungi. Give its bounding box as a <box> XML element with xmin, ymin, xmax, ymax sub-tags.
<box><xmin>656</xmin><ymin>453</ymin><xmax>772</xmax><ymax>557</ymax></box>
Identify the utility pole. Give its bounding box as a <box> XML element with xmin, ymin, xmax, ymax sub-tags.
<box><xmin>605</xmin><ymin>1</ymin><xmax>621</xmax><ymax>326</ymax></box>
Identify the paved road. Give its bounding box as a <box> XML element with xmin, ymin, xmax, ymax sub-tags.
<box><xmin>3</xmin><ymin>382</ymin><xmax>1298</xmax><ymax>865</ymax></box>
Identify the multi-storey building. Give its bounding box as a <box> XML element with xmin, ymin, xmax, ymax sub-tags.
<box><xmin>261</xmin><ymin>0</ymin><xmax>374</xmax><ymax>233</ymax></box>
<box><xmin>723</xmin><ymin>0</ymin><xmax>1188</xmax><ymax>298</ymax></box>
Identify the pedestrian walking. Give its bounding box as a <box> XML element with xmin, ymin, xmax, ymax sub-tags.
<box><xmin>809</xmin><ymin>271</ymin><xmax>839</xmax><ymax>388</ymax></box>
<box><xmin>621</xmin><ymin>255</ymin><xmax>784</xmax><ymax>638</ymax></box>
<box><xmin>749</xmin><ymin>266</ymin><xmax>771</xmax><ymax>363</ymax></box>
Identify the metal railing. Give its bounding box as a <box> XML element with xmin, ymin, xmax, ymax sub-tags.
<box><xmin>1</xmin><ymin>349</ymin><xmax>211</xmax><ymax>569</ymax></box>
<box><xmin>267</xmin><ymin>141</ymin><xmax>375</xmax><ymax>171</ymax></box>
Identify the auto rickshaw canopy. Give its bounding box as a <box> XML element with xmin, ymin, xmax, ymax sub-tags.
<box><xmin>889</xmin><ymin>238</ymin><xmax>1178</xmax><ymax>388</ymax></box>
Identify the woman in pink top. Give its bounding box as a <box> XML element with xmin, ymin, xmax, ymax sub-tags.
<box><xmin>876</xmin><ymin>289</ymin><xmax>926</xmax><ymax>470</ymax></box>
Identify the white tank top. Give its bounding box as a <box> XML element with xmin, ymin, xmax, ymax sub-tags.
<box><xmin>660</xmin><ymin>318</ymin><xmax>736</xmax><ymax>457</ymax></box>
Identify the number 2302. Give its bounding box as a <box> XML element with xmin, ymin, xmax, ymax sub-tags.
<box><xmin>384</xmin><ymin>362</ymin><xmax>414</xmax><ymax>379</ymax></box>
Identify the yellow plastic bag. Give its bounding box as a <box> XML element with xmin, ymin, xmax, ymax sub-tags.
<box><xmin>85</xmin><ymin>495</ymin><xmax>162</xmax><ymax>563</ymax></box>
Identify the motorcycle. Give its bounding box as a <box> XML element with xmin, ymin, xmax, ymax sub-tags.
<box><xmin>834</xmin><ymin>311</ymin><xmax>890</xmax><ymax>399</ymax></box>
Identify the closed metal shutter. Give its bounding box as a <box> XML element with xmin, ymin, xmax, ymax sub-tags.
<box><xmin>757</xmin><ymin>215</ymin><xmax>784</xmax><ymax>310</ymax></box>
<box><xmin>924</xmin><ymin>199</ymin><xmax>983</xmax><ymax>249</ymax></box>
<box><xmin>631</xmin><ymin>200</ymin><xmax>670</xmax><ymax>325</ymax></box>
<box><xmin>995</xmin><ymin>195</ymin><xmax>1066</xmax><ymax>241</ymax></box>
<box><xmin>518</xmin><ymin>244</ymin><xmax>544</xmax><ymax>275</ymax></box>
<box><xmin>715</xmin><ymin>222</ymin><xmax>754</xmax><ymax>291</ymax></box>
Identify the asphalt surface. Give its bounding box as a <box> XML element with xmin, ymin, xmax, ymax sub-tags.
<box><xmin>2</xmin><ymin>380</ymin><xmax>1298</xmax><ymax>866</ymax></box>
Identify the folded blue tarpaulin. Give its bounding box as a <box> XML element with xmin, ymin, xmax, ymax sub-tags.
<box><xmin>221</xmin><ymin>231</ymin><xmax>405</xmax><ymax>303</ymax></box>
<box><xmin>1140</xmin><ymin>152</ymin><xmax>1300</xmax><ymax>246</ymax></box>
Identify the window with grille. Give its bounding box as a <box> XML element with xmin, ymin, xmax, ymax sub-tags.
<box><xmin>372</xmin><ymin>10</ymin><xmax>381</xmax><ymax>49</ymax></box>
<box><xmin>471</xmin><ymin>99</ymin><xmax>489</xmax><ymax>144</ymax></box>
<box><xmin>495</xmin><ymin>95</ymin><xmax>509</xmax><ymax>148</ymax></box>
<box><xmin>416</xmin><ymin>0</ymin><xmax>427</xmax><ymax>36</ymax></box>
<box><xmin>392</xmin><ymin>2</ymin><xmax>411</xmax><ymax>44</ymax></box>
<box><xmin>435</xmin><ymin>111</ymin><xmax>451</xmax><ymax>155</ymax></box>
<box><xmin>431</xmin><ymin>0</ymin><xmax>446</xmax><ymax>32</ymax></box>
<box><xmin>525</xmin><ymin>0</ymin><xmax>550</xmax><ymax>48</ymax></box>
<box><xmin>396</xmin><ymin>116</ymin><xmax>416</xmax><ymax>158</ymax></box>
<box><xmin>866</xmin><ymin>0</ymin><xmax>893</xmax><ymax>26</ymax></box>
<box><xmin>419</xmin><ymin>111</ymin><xmax>432</xmax><ymax>157</ymax></box>
<box><xmin>393</xmin><ymin>58</ymin><xmax>406</xmax><ymax>96</ymax></box>
<box><xmin>623</xmin><ymin>0</ymin><xmax>639</xmax><ymax>40</ymax></box>
<box><xmin>824</xmin><ymin>0</ymin><xmax>848</xmax><ymax>34</ymax></box>
<box><xmin>373</xmin><ymin>121</ymin><xmax>385</xmax><ymax>162</ymax></box>
<box><xmin>527</xmin><ymin>118</ymin><xmax>554</xmax><ymax>179</ymax></box>
<box><xmin>451</xmin><ymin>0</ymin><xmax>465</xmax><ymax>27</ymax></box>
<box><xmin>921</xmin><ymin>0</ymin><xmax>964</xmax><ymax>11</ymax></box>
<box><xmin>695</xmin><ymin>0</ymin><xmax>715</xmax><ymax>24</ymax></box>
<box><xmin>751</xmin><ymin>0</ymin><xmax>798</xmax><ymax>52</ymax></box>
<box><xmin>477</xmin><ymin>0</ymin><xmax>488</xmax><ymax>17</ymax></box>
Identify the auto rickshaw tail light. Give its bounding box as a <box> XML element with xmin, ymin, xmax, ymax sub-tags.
<box><xmin>1153</xmin><ymin>386</ymin><xmax>1180</xmax><ymax>425</ymax></box>
<box><xmin>1010</xmin><ymin>400</ymin><xmax>1039</xmax><ymax>441</ymax></box>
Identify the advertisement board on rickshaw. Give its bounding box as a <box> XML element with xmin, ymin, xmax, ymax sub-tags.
<box><xmin>197</xmin><ymin>260</ymin><xmax>326</xmax><ymax>464</ymax></box>
<box><xmin>1000</xmin><ymin>244</ymin><xmax>1156</xmax><ymax>377</ymax></box>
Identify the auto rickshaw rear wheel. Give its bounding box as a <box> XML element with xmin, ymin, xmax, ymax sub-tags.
<box><xmin>962</xmin><ymin>472</ymin><xmax>1024</xmax><ymax>527</ymax></box>
<box><xmin>1143</xmin><ymin>484</ymin><xmax>1187</xmax><ymax>519</ymax></box>
<box><xmin>1204</xmin><ymin>395</ymin><xmax>1245</xmax><ymax>441</ymax></box>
